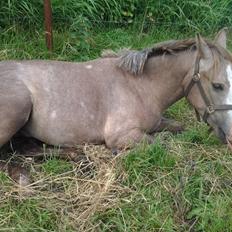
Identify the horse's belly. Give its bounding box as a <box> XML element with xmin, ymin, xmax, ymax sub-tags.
<box><xmin>23</xmin><ymin>112</ymin><xmax>105</xmax><ymax>146</ymax></box>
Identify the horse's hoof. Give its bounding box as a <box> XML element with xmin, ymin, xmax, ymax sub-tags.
<box><xmin>7</xmin><ymin>165</ymin><xmax>30</xmax><ymax>187</ymax></box>
<box><xmin>111</xmin><ymin>148</ymin><xmax>119</xmax><ymax>156</ymax></box>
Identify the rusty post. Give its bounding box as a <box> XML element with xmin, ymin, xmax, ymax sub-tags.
<box><xmin>44</xmin><ymin>0</ymin><xmax>53</xmax><ymax>51</ymax></box>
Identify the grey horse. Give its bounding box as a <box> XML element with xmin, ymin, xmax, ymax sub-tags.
<box><xmin>1</xmin><ymin>29</ymin><xmax>232</xmax><ymax>152</ymax></box>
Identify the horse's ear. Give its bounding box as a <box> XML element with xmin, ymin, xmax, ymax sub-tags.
<box><xmin>214</xmin><ymin>27</ymin><xmax>227</xmax><ymax>48</ymax></box>
<box><xmin>196</xmin><ymin>33</ymin><xmax>212</xmax><ymax>59</ymax></box>
<box><xmin>196</xmin><ymin>33</ymin><xmax>213</xmax><ymax>71</ymax></box>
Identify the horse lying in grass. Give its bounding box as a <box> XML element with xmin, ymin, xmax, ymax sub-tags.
<box><xmin>1</xmin><ymin>29</ymin><xmax>232</xmax><ymax>185</ymax></box>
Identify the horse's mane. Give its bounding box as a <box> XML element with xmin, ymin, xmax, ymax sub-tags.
<box><xmin>102</xmin><ymin>38</ymin><xmax>232</xmax><ymax>75</ymax></box>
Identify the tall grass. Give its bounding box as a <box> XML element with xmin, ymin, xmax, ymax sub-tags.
<box><xmin>0</xmin><ymin>0</ymin><xmax>232</xmax><ymax>32</ymax></box>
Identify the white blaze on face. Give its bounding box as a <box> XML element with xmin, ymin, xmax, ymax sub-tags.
<box><xmin>226</xmin><ymin>65</ymin><xmax>232</xmax><ymax>121</ymax></box>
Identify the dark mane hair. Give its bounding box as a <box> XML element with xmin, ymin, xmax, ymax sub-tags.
<box><xmin>108</xmin><ymin>38</ymin><xmax>232</xmax><ymax>75</ymax></box>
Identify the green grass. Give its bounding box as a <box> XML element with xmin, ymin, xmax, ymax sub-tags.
<box><xmin>0</xmin><ymin>199</ymin><xmax>60</xmax><ymax>231</ymax></box>
<box><xmin>1</xmin><ymin>0</ymin><xmax>232</xmax><ymax>32</ymax></box>
<box><xmin>1</xmin><ymin>22</ymin><xmax>232</xmax><ymax>231</ymax></box>
<box><xmin>94</xmin><ymin>130</ymin><xmax>232</xmax><ymax>231</ymax></box>
<box><xmin>95</xmin><ymin>128</ymin><xmax>232</xmax><ymax>231</ymax></box>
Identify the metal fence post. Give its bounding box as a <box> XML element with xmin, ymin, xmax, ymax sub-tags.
<box><xmin>44</xmin><ymin>0</ymin><xmax>53</xmax><ymax>51</ymax></box>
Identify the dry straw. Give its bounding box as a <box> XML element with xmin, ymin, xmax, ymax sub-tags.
<box><xmin>0</xmin><ymin>144</ymin><xmax>130</xmax><ymax>231</ymax></box>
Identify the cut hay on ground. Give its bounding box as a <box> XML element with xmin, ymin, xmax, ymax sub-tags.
<box><xmin>0</xmin><ymin>144</ymin><xmax>130</xmax><ymax>231</ymax></box>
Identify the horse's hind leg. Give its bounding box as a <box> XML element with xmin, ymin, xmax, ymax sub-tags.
<box><xmin>0</xmin><ymin>87</ymin><xmax>32</xmax><ymax>148</ymax></box>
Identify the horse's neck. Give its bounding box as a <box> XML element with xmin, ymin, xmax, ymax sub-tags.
<box><xmin>142</xmin><ymin>50</ymin><xmax>195</xmax><ymax>111</ymax></box>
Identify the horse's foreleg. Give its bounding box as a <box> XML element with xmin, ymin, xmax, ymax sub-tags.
<box><xmin>154</xmin><ymin>117</ymin><xmax>184</xmax><ymax>134</ymax></box>
<box><xmin>105</xmin><ymin>128</ymin><xmax>154</xmax><ymax>149</ymax></box>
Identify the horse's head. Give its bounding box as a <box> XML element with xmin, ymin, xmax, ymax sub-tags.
<box><xmin>185</xmin><ymin>28</ymin><xmax>232</xmax><ymax>148</ymax></box>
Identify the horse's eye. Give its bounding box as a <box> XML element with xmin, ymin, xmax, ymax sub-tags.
<box><xmin>212</xmin><ymin>83</ymin><xmax>224</xmax><ymax>91</ymax></box>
